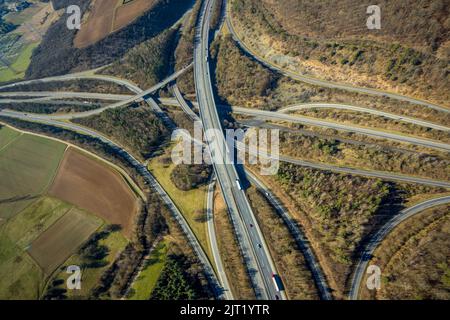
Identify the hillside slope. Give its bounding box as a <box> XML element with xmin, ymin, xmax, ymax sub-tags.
<box><xmin>230</xmin><ymin>0</ymin><xmax>450</xmax><ymax>107</ymax></box>
<box><xmin>26</xmin><ymin>0</ymin><xmax>193</xmax><ymax>79</ymax></box>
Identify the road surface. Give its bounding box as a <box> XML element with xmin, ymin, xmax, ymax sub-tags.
<box><xmin>280</xmin><ymin>103</ymin><xmax>449</xmax><ymax>132</ymax></box>
<box><xmin>206</xmin><ymin>177</ymin><xmax>234</xmax><ymax>299</ymax></box>
<box><xmin>0</xmin><ymin>91</ymin><xmax>131</xmax><ymax>101</ymax></box>
<box><xmin>239</xmin><ymin>142</ymin><xmax>450</xmax><ymax>188</ymax></box>
<box><xmin>194</xmin><ymin>0</ymin><xmax>283</xmax><ymax>300</ymax></box>
<box><xmin>244</xmin><ymin>170</ymin><xmax>332</xmax><ymax>300</ymax></box>
<box><xmin>0</xmin><ymin>69</ymin><xmax>143</xmax><ymax>94</ymax></box>
<box><xmin>0</xmin><ymin>67</ymin><xmax>191</xmax><ymax>120</ymax></box>
<box><xmin>172</xmin><ymin>84</ymin><xmax>200</xmax><ymax>121</ymax></box>
<box><xmin>232</xmin><ymin>106</ymin><xmax>450</xmax><ymax>152</ymax></box>
<box><xmin>348</xmin><ymin>195</ymin><xmax>450</xmax><ymax>300</ymax></box>
<box><xmin>1</xmin><ymin>103</ymin><xmax>448</xmax><ymax>188</ymax></box>
<box><xmin>3</xmin><ymin>93</ymin><xmax>447</xmax><ymax>134</ymax></box>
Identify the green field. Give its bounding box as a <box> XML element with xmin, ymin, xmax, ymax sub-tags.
<box><xmin>0</xmin><ymin>197</ymin><xmax>73</xmax><ymax>299</ymax></box>
<box><xmin>4</xmin><ymin>4</ymin><xmax>44</xmax><ymax>26</ymax></box>
<box><xmin>28</xmin><ymin>208</ymin><xmax>102</xmax><ymax>275</ymax></box>
<box><xmin>0</xmin><ymin>195</ymin><xmax>123</xmax><ymax>300</ymax></box>
<box><xmin>0</xmin><ymin>2</ymin><xmax>44</xmax><ymax>83</ymax></box>
<box><xmin>148</xmin><ymin>155</ymin><xmax>213</xmax><ymax>263</ymax></box>
<box><xmin>52</xmin><ymin>227</ymin><xmax>128</xmax><ymax>299</ymax></box>
<box><xmin>128</xmin><ymin>240</ymin><xmax>169</xmax><ymax>300</ymax></box>
<box><xmin>0</xmin><ymin>125</ymin><xmax>21</xmax><ymax>150</ymax></box>
<box><xmin>0</xmin><ymin>42</ymin><xmax>38</xmax><ymax>83</ymax></box>
<box><xmin>0</xmin><ymin>127</ymin><xmax>130</xmax><ymax>299</ymax></box>
<box><xmin>0</xmin><ymin>128</ymin><xmax>66</xmax><ymax>221</ymax></box>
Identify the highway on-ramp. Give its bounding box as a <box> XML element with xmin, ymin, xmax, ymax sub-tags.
<box><xmin>0</xmin><ymin>68</ymin><xmax>143</xmax><ymax>94</ymax></box>
<box><xmin>348</xmin><ymin>195</ymin><xmax>450</xmax><ymax>300</ymax></box>
<box><xmin>238</xmin><ymin>143</ymin><xmax>450</xmax><ymax>189</ymax></box>
<box><xmin>232</xmin><ymin>106</ymin><xmax>450</xmax><ymax>152</ymax></box>
<box><xmin>0</xmin><ymin>67</ymin><xmax>191</xmax><ymax>120</ymax></box>
<box><xmin>206</xmin><ymin>177</ymin><xmax>234</xmax><ymax>300</ymax></box>
<box><xmin>0</xmin><ymin>91</ymin><xmax>132</xmax><ymax>101</ymax></box>
<box><xmin>280</xmin><ymin>103</ymin><xmax>449</xmax><ymax>132</ymax></box>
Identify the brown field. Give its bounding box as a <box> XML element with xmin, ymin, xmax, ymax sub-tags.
<box><xmin>27</xmin><ymin>208</ymin><xmax>101</xmax><ymax>275</ymax></box>
<box><xmin>48</xmin><ymin>148</ymin><xmax>139</xmax><ymax>237</ymax></box>
<box><xmin>74</xmin><ymin>0</ymin><xmax>119</xmax><ymax>48</ymax></box>
<box><xmin>74</xmin><ymin>0</ymin><xmax>158</xmax><ymax>48</ymax></box>
<box><xmin>113</xmin><ymin>0</ymin><xmax>158</xmax><ymax>32</ymax></box>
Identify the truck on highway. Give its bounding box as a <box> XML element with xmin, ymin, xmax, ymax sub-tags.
<box><xmin>235</xmin><ymin>179</ymin><xmax>242</xmax><ymax>190</ymax></box>
<box><xmin>272</xmin><ymin>273</ymin><xmax>284</xmax><ymax>292</ymax></box>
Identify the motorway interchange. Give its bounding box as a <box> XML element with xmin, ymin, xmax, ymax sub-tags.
<box><xmin>0</xmin><ymin>0</ymin><xmax>449</xmax><ymax>301</ymax></box>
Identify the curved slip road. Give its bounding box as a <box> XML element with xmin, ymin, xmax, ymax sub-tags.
<box><xmin>232</xmin><ymin>106</ymin><xmax>450</xmax><ymax>152</ymax></box>
<box><xmin>224</xmin><ymin>8</ymin><xmax>449</xmax><ymax>114</ymax></box>
<box><xmin>206</xmin><ymin>177</ymin><xmax>234</xmax><ymax>299</ymax></box>
<box><xmin>0</xmin><ymin>91</ymin><xmax>132</xmax><ymax>101</ymax></box>
<box><xmin>348</xmin><ymin>195</ymin><xmax>450</xmax><ymax>300</ymax></box>
<box><xmin>0</xmin><ymin>70</ymin><xmax>143</xmax><ymax>94</ymax></box>
<box><xmin>3</xmin><ymin>94</ymin><xmax>448</xmax><ymax>134</ymax></box>
<box><xmin>238</xmin><ymin>142</ymin><xmax>450</xmax><ymax>188</ymax></box>
<box><xmin>160</xmin><ymin>98</ymin><xmax>450</xmax><ymax>153</ymax></box>
<box><xmin>0</xmin><ymin>65</ymin><xmax>192</xmax><ymax>119</ymax></box>
<box><xmin>172</xmin><ymin>84</ymin><xmax>200</xmax><ymax>121</ymax></box>
<box><xmin>0</xmin><ymin>67</ymin><xmax>191</xmax><ymax>120</ymax></box>
<box><xmin>280</xmin><ymin>103</ymin><xmax>450</xmax><ymax>132</ymax></box>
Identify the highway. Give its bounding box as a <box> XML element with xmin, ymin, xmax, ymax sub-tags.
<box><xmin>206</xmin><ymin>177</ymin><xmax>234</xmax><ymax>300</ymax></box>
<box><xmin>44</xmin><ymin>65</ymin><xmax>191</xmax><ymax>119</ymax></box>
<box><xmin>170</xmin><ymin>80</ymin><xmax>334</xmax><ymax>299</ymax></box>
<box><xmin>225</xmin><ymin>10</ymin><xmax>450</xmax><ymax>114</ymax></box>
<box><xmin>0</xmin><ymin>0</ymin><xmax>446</xmax><ymax>301</ymax></box>
<box><xmin>0</xmin><ymin>110</ymin><xmax>226</xmax><ymax>300</ymax></box>
<box><xmin>244</xmin><ymin>170</ymin><xmax>332</xmax><ymax>300</ymax></box>
<box><xmin>0</xmin><ymin>67</ymin><xmax>191</xmax><ymax>120</ymax></box>
<box><xmin>232</xmin><ymin>106</ymin><xmax>450</xmax><ymax>152</ymax></box>
<box><xmin>2</xmin><ymin>99</ymin><xmax>449</xmax><ymax>188</ymax></box>
<box><xmin>239</xmin><ymin>141</ymin><xmax>450</xmax><ymax>188</ymax></box>
<box><xmin>7</xmin><ymin>90</ymin><xmax>437</xmax><ymax>155</ymax></box>
<box><xmin>0</xmin><ymin>69</ymin><xmax>143</xmax><ymax>94</ymax></box>
<box><xmin>0</xmin><ymin>91</ymin><xmax>132</xmax><ymax>101</ymax></box>
<box><xmin>0</xmin><ymin>79</ymin><xmax>236</xmax><ymax>299</ymax></box>
<box><xmin>3</xmin><ymin>93</ymin><xmax>448</xmax><ymax>134</ymax></box>
<box><xmin>172</xmin><ymin>84</ymin><xmax>200</xmax><ymax>121</ymax></box>
<box><xmin>12</xmin><ymin>93</ymin><xmax>447</xmax><ymax>301</ymax></box>
<box><xmin>348</xmin><ymin>195</ymin><xmax>450</xmax><ymax>300</ymax></box>
<box><xmin>280</xmin><ymin>103</ymin><xmax>450</xmax><ymax>132</ymax></box>
<box><xmin>194</xmin><ymin>0</ymin><xmax>283</xmax><ymax>300</ymax></box>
